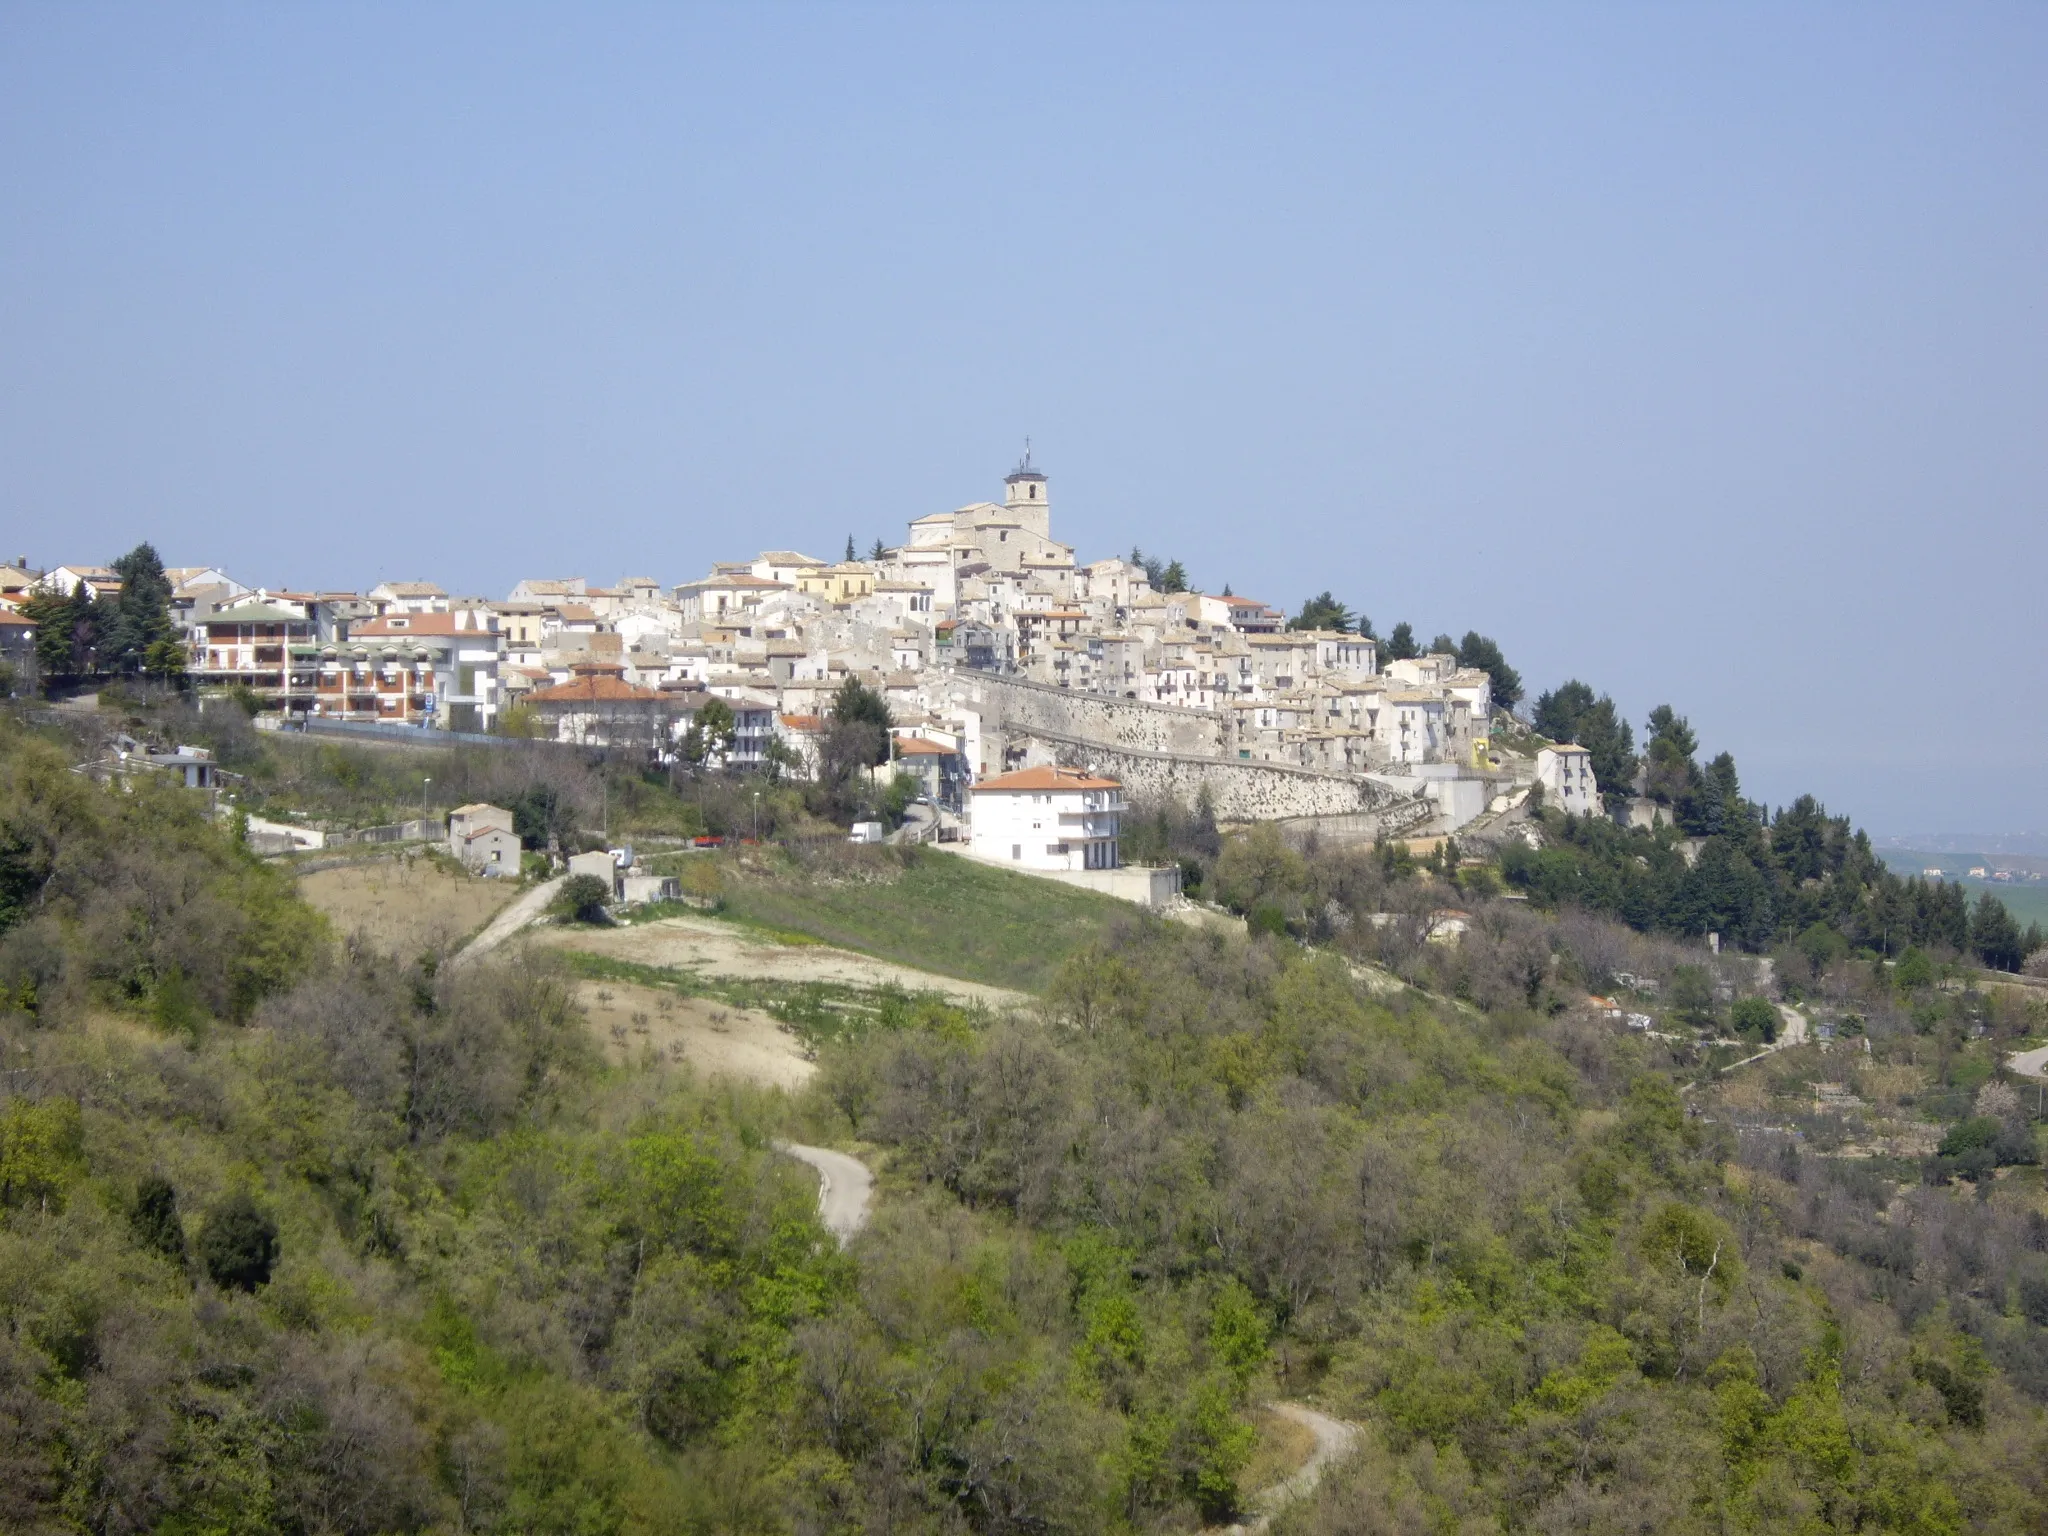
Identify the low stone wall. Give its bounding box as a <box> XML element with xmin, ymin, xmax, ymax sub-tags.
<box><xmin>941</xmin><ymin>847</ymin><xmax>1182</xmax><ymax>909</ymax></box>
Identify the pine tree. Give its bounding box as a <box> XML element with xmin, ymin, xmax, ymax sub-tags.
<box><xmin>104</xmin><ymin>543</ymin><xmax>176</xmax><ymax>674</ymax></box>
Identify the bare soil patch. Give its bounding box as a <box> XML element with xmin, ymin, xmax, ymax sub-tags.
<box><xmin>576</xmin><ymin>978</ymin><xmax>814</xmax><ymax>1088</ymax></box>
<box><xmin>298</xmin><ymin>855</ymin><xmax>519</xmax><ymax>956</ymax></box>
<box><xmin>531</xmin><ymin>913</ymin><xmax>1029</xmax><ymax>1010</ymax></box>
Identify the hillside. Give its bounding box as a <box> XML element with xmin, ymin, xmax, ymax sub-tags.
<box><xmin>8</xmin><ymin>710</ymin><xmax>2048</xmax><ymax>1533</ymax></box>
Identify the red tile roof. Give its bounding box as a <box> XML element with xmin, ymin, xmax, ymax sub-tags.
<box><xmin>527</xmin><ymin>674</ymin><xmax>664</xmax><ymax>704</ymax></box>
<box><xmin>971</xmin><ymin>764</ymin><xmax>1121</xmax><ymax>793</ymax></box>
<box><xmin>353</xmin><ymin>613</ymin><xmax>489</xmax><ymax>637</ymax></box>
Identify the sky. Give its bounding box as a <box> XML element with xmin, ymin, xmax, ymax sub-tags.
<box><xmin>2</xmin><ymin>4</ymin><xmax>2043</xmax><ymax>834</ymax></box>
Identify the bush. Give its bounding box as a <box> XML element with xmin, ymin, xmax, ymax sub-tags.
<box><xmin>552</xmin><ymin>874</ymin><xmax>612</xmax><ymax>924</ymax></box>
<box><xmin>198</xmin><ymin>1192</ymin><xmax>279</xmax><ymax>1291</ymax></box>
<box><xmin>1730</xmin><ymin>996</ymin><xmax>1779</xmax><ymax>1043</ymax></box>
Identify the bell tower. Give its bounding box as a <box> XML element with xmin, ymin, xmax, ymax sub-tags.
<box><xmin>1002</xmin><ymin>439</ymin><xmax>1050</xmax><ymax>539</ymax></box>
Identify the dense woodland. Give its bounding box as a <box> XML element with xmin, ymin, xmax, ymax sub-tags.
<box><xmin>5</xmin><ymin>705</ymin><xmax>2048</xmax><ymax>1535</ymax></box>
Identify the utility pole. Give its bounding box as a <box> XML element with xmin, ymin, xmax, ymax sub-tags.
<box><xmin>421</xmin><ymin>775</ymin><xmax>431</xmax><ymax>825</ymax></box>
<box><xmin>752</xmin><ymin>789</ymin><xmax>760</xmax><ymax>843</ymax></box>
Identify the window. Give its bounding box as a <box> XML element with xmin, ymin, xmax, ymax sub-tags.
<box><xmin>1012</xmin><ymin>844</ymin><xmax>1021</xmax><ymax>860</ymax></box>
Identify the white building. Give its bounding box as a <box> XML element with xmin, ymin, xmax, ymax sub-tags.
<box><xmin>969</xmin><ymin>764</ymin><xmax>1124</xmax><ymax>871</ymax></box>
<box><xmin>448</xmin><ymin>803</ymin><xmax>520</xmax><ymax>876</ymax></box>
<box><xmin>1535</xmin><ymin>744</ymin><xmax>1601</xmax><ymax>817</ymax></box>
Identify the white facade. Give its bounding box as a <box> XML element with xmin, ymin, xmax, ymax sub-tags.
<box><xmin>1536</xmin><ymin>745</ymin><xmax>1602</xmax><ymax>816</ymax></box>
<box><xmin>969</xmin><ymin>765</ymin><xmax>1124</xmax><ymax>871</ymax></box>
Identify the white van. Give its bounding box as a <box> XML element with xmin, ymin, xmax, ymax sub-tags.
<box><xmin>848</xmin><ymin>821</ymin><xmax>885</xmax><ymax>844</ymax></box>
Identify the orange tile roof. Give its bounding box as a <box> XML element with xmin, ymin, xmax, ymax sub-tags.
<box><xmin>353</xmin><ymin>613</ymin><xmax>490</xmax><ymax>637</ymax></box>
<box><xmin>891</xmin><ymin>736</ymin><xmax>957</xmax><ymax>756</ymax></box>
<box><xmin>971</xmin><ymin>764</ymin><xmax>1121</xmax><ymax>793</ymax></box>
<box><xmin>527</xmin><ymin>675</ymin><xmax>663</xmax><ymax>704</ymax></box>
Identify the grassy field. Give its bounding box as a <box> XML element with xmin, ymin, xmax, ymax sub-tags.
<box><xmin>1879</xmin><ymin>851</ymin><xmax>2048</xmax><ymax>929</ymax></box>
<box><xmin>706</xmin><ymin>846</ymin><xmax>1134</xmax><ymax>994</ymax></box>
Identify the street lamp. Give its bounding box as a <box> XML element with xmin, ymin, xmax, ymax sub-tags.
<box><xmin>752</xmin><ymin>790</ymin><xmax>760</xmax><ymax>843</ymax></box>
<box><xmin>422</xmin><ymin>775</ymin><xmax>431</xmax><ymax>824</ymax></box>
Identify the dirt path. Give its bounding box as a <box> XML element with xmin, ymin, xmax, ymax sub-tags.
<box><xmin>1220</xmin><ymin>1403</ymin><xmax>1361</xmax><ymax>1534</ymax></box>
<box><xmin>529</xmin><ymin>912</ymin><xmax>1030</xmax><ymax>1009</ymax></box>
<box><xmin>777</xmin><ymin>1142</ymin><xmax>873</xmax><ymax>1243</ymax></box>
<box><xmin>455</xmin><ymin>876</ymin><xmax>564</xmax><ymax>964</ymax></box>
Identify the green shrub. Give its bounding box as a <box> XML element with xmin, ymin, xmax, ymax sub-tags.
<box><xmin>130</xmin><ymin>1175</ymin><xmax>188</xmax><ymax>1266</ymax></box>
<box><xmin>198</xmin><ymin>1192</ymin><xmax>279</xmax><ymax>1291</ymax></box>
<box><xmin>553</xmin><ymin>874</ymin><xmax>612</xmax><ymax>924</ymax></box>
<box><xmin>1730</xmin><ymin>996</ymin><xmax>1779</xmax><ymax>1042</ymax></box>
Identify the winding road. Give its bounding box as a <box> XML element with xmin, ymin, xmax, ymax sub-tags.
<box><xmin>777</xmin><ymin>1141</ymin><xmax>874</xmax><ymax>1244</ymax></box>
<box><xmin>2010</xmin><ymin>1044</ymin><xmax>2048</xmax><ymax>1081</ymax></box>
<box><xmin>1221</xmin><ymin>1402</ymin><xmax>1362</xmax><ymax>1534</ymax></box>
<box><xmin>771</xmin><ymin>1139</ymin><xmax>1357</xmax><ymax>1525</ymax></box>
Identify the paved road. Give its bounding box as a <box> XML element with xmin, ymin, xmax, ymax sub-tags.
<box><xmin>2010</xmin><ymin>1044</ymin><xmax>2048</xmax><ymax>1080</ymax></box>
<box><xmin>887</xmin><ymin>802</ymin><xmax>938</xmax><ymax>845</ymax></box>
<box><xmin>1717</xmin><ymin>1004</ymin><xmax>1812</xmax><ymax>1075</ymax></box>
<box><xmin>453</xmin><ymin>875</ymin><xmax>564</xmax><ymax>964</ymax></box>
<box><xmin>1777</xmin><ymin>1004</ymin><xmax>1808</xmax><ymax>1047</ymax></box>
<box><xmin>1221</xmin><ymin>1403</ymin><xmax>1362</xmax><ymax>1534</ymax></box>
<box><xmin>777</xmin><ymin>1142</ymin><xmax>873</xmax><ymax>1244</ymax></box>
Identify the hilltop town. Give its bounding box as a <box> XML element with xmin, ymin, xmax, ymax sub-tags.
<box><xmin>1</xmin><ymin>453</ymin><xmax>1587</xmax><ymax>848</ymax></box>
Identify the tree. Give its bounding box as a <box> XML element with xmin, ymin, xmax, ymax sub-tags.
<box><xmin>1130</xmin><ymin>549</ymin><xmax>1188</xmax><ymax>592</ymax></box>
<box><xmin>104</xmin><ymin>543</ymin><xmax>176</xmax><ymax>675</ymax></box>
<box><xmin>197</xmin><ymin>1191</ymin><xmax>280</xmax><ymax>1291</ymax></box>
<box><xmin>681</xmin><ymin>697</ymin><xmax>737</xmax><ymax>769</ymax></box>
<box><xmin>1642</xmin><ymin>705</ymin><xmax>1698</xmax><ymax>804</ymax></box>
<box><xmin>868</xmin><ymin>538</ymin><xmax>887</xmax><ymax>562</ymax></box>
<box><xmin>1290</xmin><ymin>592</ymin><xmax>1353</xmax><ymax>632</ymax></box>
<box><xmin>1668</xmin><ymin>965</ymin><xmax>1717</xmax><ymax>1031</ymax></box>
<box><xmin>142</xmin><ymin>637</ymin><xmax>188</xmax><ymax>684</ymax></box>
<box><xmin>844</xmin><ymin>534</ymin><xmax>856</xmax><ymax>561</ymax></box>
<box><xmin>1428</xmin><ymin>633</ymin><xmax>1458</xmax><ymax>657</ymax></box>
<box><xmin>18</xmin><ymin>584</ymin><xmax>96</xmax><ymax>680</ymax></box>
<box><xmin>1971</xmin><ymin>891</ymin><xmax>2027</xmax><ymax>972</ymax></box>
<box><xmin>130</xmin><ymin>1175</ymin><xmax>188</xmax><ymax>1265</ymax></box>
<box><xmin>1455</xmin><ymin>632</ymin><xmax>1523</xmax><ymax>710</ymax></box>
<box><xmin>1533</xmin><ymin>681</ymin><xmax>1596</xmax><ymax>742</ymax></box>
<box><xmin>819</xmin><ymin>676</ymin><xmax>893</xmax><ymax>801</ymax></box>
<box><xmin>1730</xmin><ymin>997</ymin><xmax>1779</xmax><ymax>1043</ymax></box>
<box><xmin>829</xmin><ymin>676</ymin><xmax>892</xmax><ymax>747</ymax></box>
<box><xmin>1575</xmin><ymin>698</ymin><xmax>1637</xmax><ymax>801</ymax></box>
<box><xmin>1382</xmin><ymin>622</ymin><xmax>1418</xmax><ymax>662</ymax></box>
<box><xmin>552</xmin><ymin>874</ymin><xmax>612</xmax><ymax>924</ymax></box>
<box><xmin>510</xmin><ymin>784</ymin><xmax>576</xmax><ymax>851</ymax></box>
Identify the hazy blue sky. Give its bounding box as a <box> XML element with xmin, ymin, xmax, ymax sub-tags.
<box><xmin>2</xmin><ymin>5</ymin><xmax>2043</xmax><ymax>832</ymax></box>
